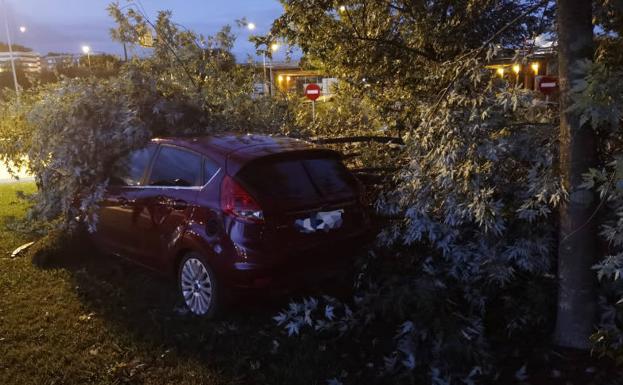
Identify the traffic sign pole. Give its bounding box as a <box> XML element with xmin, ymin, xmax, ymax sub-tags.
<box><xmin>305</xmin><ymin>83</ymin><xmax>321</xmax><ymax>123</ymax></box>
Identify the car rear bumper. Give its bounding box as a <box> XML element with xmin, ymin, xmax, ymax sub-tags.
<box><xmin>222</xmin><ymin>232</ymin><xmax>370</xmax><ymax>289</ymax></box>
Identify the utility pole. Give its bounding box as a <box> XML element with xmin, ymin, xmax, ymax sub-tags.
<box><xmin>553</xmin><ymin>0</ymin><xmax>597</xmax><ymax>349</ymax></box>
<box><xmin>2</xmin><ymin>0</ymin><xmax>20</xmax><ymax>99</ymax></box>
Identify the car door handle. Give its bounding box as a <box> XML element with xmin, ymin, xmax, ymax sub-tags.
<box><xmin>171</xmin><ymin>199</ymin><xmax>188</xmax><ymax>211</ymax></box>
<box><xmin>155</xmin><ymin>195</ymin><xmax>168</xmax><ymax>206</ymax></box>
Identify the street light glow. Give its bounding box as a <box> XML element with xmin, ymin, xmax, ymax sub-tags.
<box><xmin>339</xmin><ymin>5</ymin><xmax>346</xmax><ymax>12</ymax></box>
<box><xmin>19</xmin><ymin>26</ymin><xmax>26</xmax><ymax>33</ymax></box>
<box><xmin>512</xmin><ymin>64</ymin><xmax>520</xmax><ymax>74</ymax></box>
<box><xmin>82</xmin><ymin>45</ymin><xmax>91</xmax><ymax>54</ymax></box>
<box><xmin>531</xmin><ymin>62</ymin><xmax>539</xmax><ymax>74</ymax></box>
<box><xmin>247</xmin><ymin>22</ymin><xmax>256</xmax><ymax>30</ymax></box>
<box><xmin>496</xmin><ymin>67</ymin><xmax>504</xmax><ymax>77</ymax></box>
<box><xmin>271</xmin><ymin>43</ymin><xmax>279</xmax><ymax>52</ymax></box>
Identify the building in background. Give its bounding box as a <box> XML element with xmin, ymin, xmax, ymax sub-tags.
<box><xmin>0</xmin><ymin>51</ymin><xmax>41</xmax><ymax>73</ymax></box>
<box><xmin>486</xmin><ymin>46</ymin><xmax>557</xmax><ymax>92</ymax></box>
<box><xmin>251</xmin><ymin>60</ymin><xmax>339</xmax><ymax>100</ymax></box>
<box><xmin>41</xmin><ymin>53</ymin><xmax>82</xmax><ymax>71</ymax></box>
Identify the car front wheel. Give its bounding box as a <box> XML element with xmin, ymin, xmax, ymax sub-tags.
<box><xmin>178</xmin><ymin>253</ymin><xmax>219</xmax><ymax>318</ymax></box>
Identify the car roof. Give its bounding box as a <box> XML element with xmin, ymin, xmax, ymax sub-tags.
<box><xmin>151</xmin><ymin>134</ymin><xmax>338</xmax><ymax>175</ymax></box>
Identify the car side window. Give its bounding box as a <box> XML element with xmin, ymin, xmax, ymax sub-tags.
<box><xmin>204</xmin><ymin>157</ymin><xmax>220</xmax><ymax>184</ymax></box>
<box><xmin>110</xmin><ymin>145</ymin><xmax>156</xmax><ymax>186</ymax></box>
<box><xmin>148</xmin><ymin>146</ymin><xmax>202</xmax><ymax>187</ymax></box>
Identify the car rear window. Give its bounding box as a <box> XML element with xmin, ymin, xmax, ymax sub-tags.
<box><xmin>237</xmin><ymin>155</ymin><xmax>355</xmax><ymax>202</ymax></box>
<box><xmin>238</xmin><ymin>159</ymin><xmax>319</xmax><ymax>201</ymax></box>
<box><xmin>302</xmin><ymin>158</ymin><xmax>355</xmax><ymax>196</ymax></box>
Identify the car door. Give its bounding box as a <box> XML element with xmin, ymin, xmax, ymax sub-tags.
<box><xmin>134</xmin><ymin>145</ymin><xmax>205</xmax><ymax>271</ymax></box>
<box><xmin>94</xmin><ymin>144</ymin><xmax>157</xmax><ymax>257</ymax></box>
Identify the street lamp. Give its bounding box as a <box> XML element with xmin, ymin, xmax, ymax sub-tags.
<box><xmin>512</xmin><ymin>64</ymin><xmax>521</xmax><ymax>86</ymax></box>
<box><xmin>82</xmin><ymin>45</ymin><xmax>92</xmax><ymax>69</ymax></box>
<box><xmin>268</xmin><ymin>42</ymin><xmax>280</xmax><ymax>96</ymax></box>
<box><xmin>19</xmin><ymin>26</ymin><xmax>26</xmax><ymax>33</ymax></box>
<box><xmin>1</xmin><ymin>0</ymin><xmax>20</xmax><ymax>100</ymax></box>
<box><xmin>247</xmin><ymin>22</ymin><xmax>256</xmax><ymax>31</ymax></box>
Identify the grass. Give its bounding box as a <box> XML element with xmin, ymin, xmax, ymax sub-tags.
<box><xmin>1</xmin><ymin>183</ymin><xmax>621</xmax><ymax>385</ymax></box>
<box><xmin>0</xmin><ymin>182</ymin><xmax>344</xmax><ymax>385</ymax></box>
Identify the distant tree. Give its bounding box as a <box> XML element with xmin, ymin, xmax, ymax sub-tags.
<box><xmin>0</xmin><ymin>42</ymin><xmax>32</xmax><ymax>52</ymax></box>
<box><xmin>39</xmin><ymin>54</ymin><xmax>122</xmax><ymax>82</ymax></box>
<box><xmin>77</xmin><ymin>53</ymin><xmax>122</xmax><ymax>70</ymax></box>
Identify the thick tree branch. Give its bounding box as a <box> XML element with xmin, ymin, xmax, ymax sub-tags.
<box><xmin>312</xmin><ymin>136</ymin><xmax>404</xmax><ymax>145</ymax></box>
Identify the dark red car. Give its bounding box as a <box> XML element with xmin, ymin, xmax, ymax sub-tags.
<box><xmin>92</xmin><ymin>134</ymin><xmax>370</xmax><ymax>317</ymax></box>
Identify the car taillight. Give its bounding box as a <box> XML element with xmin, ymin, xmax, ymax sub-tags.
<box><xmin>220</xmin><ymin>175</ymin><xmax>264</xmax><ymax>223</ymax></box>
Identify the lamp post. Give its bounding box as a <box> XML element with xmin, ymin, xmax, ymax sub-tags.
<box><xmin>82</xmin><ymin>45</ymin><xmax>92</xmax><ymax>69</ymax></box>
<box><xmin>269</xmin><ymin>42</ymin><xmax>279</xmax><ymax>96</ymax></box>
<box><xmin>247</xmin><ymin>22</ymin><xmax>268</xmax><ymax>96</ymax></box>
<box><xmin>244</xmin><ymin>21</ymin><xmax>279</xmax><ymax>97</ymax></box>
<box><xmin>1</xmin><ymin>0</ymin><xmax>20</xmax><ymax>100</ymax></box>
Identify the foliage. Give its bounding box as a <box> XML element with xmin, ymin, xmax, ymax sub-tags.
<box><xmin>1</xmin><ymin>0</ymin><xmax>622</xmax><ymax>382</ymax></box>
<box><xmin>0</xmin><ymin>42</ymin><xmax>32</xmax><ymax>52</ymax></box>
<box><xmin>564</xmin><ymin>4</ymin><xmax>623</xmax><ymax>362</ymax></box>
<box><xmin>268</xmin><ymin>1</ymin><xmax>564</xmax><ymax>383</ymax></box>
<box><xmin>107</xmin><ymin>4</ymin><xmax>292</xmax><ymax>133</ymax></box>
<box><xmin>0</xmin><ymin>6</ymin><xmax>292</xmax><ymax>233</ymax></box>
<box><xmin>0</xmin><ymin>66</ymin><xmax>36</xmax><ymax>91</ymax></box>
<box><xmin>578</xmin><ymin>70</ymin><xmax>623</xmax><ymax>364</ymax></box>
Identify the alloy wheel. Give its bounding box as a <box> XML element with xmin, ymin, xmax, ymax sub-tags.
<box><xmin>180</xmin><ymin>257</ymin><xmax>213</xmax><ymax>315</ymax></box>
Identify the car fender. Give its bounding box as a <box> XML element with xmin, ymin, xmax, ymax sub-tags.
<box><xmin>168</xmin><ymin>218</ymin><xmax>232</xmax><ymax>276</ymax></box>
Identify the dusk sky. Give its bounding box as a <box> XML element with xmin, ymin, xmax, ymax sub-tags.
<box><xmin>2</xmin><ymin>0</ymin><xmax>285</xmax><ymax>60</ymax></box>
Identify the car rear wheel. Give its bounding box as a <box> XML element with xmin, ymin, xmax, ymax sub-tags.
<box><xmin>178</xmin><ymin>253</ymin><xmax>219</xmax><ymax>318</ymax></box>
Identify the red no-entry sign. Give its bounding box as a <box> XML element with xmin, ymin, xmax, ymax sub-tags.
<box><xmin>305</xmin><ymin>83</ymin><xmax>321</xmax><ymax>101</ymax></box>
<box><xmin>538</xmin><ymin>76</ymin><xmax>558</xmax><ymax>94</ymax></box>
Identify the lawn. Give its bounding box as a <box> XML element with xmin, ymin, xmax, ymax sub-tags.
<box><xmin>0</xmin><ymin>182</ymin><xmax>339</xmax><ymax>385</ymax></box>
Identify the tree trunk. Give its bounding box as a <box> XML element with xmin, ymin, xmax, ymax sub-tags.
<box><xmin>554</xmin><ymin>0</ymin><xmax>597</xmax><ymax>349</ymax></box>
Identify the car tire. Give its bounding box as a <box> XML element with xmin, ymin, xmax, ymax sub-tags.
<box><xmin>178</xmin><ymin>252</ymin><xmax>220</xmax><ymax>318</ymax></box>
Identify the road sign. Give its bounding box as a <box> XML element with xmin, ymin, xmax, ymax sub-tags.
<box><xmin>538</xmin><ymin>76</ymin><xmax>558</xmax><ymax>94</ymax></box>
<box><xmin>305</xmin><ymin>83</ymin><xmax>321</xmax><ymax>101</ymax></box>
